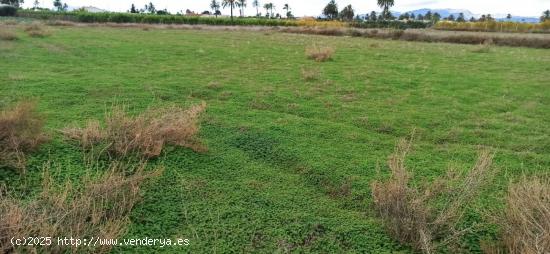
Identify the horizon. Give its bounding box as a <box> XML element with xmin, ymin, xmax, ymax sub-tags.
<box><xmin>22</xmin><ymin>0</ymin><xmax>549</xmax><ymax>18</ymax></box>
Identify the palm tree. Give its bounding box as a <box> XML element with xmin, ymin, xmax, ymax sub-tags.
<box><xmin>210</xmin><ymin>0</ymin><xmax>220</xmax><ymax>18</ymax></box>
<box><xmin>377</xmin><ymin>0</ymin><xmax>394</xmax><ymax>20</ymax></box>
<box><xmin>252</xmin><ymin>0</ymin><xmax>260</xmax><ymax>16</ymax></box>
<box><xmin>238</xmin><ymin>0</ymin><xmax>247</xmax><ymax>17</ymax></box>
<box><xmin>263</xmin><ymin>3</ymin><xmax>273</xmax><ymax>18</ymax></box>
<box><xmin>283</xmin><ymin>3</ymin><xmax>289</xmax><ymax>18</ymax></box>
<box><xmin>222</xmin><ymin>0</ymin><xmax>238</xmax><ymax>21</ymax></box>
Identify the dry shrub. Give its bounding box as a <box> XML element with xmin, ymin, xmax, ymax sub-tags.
<box><xmin>0</xmin><ymin>29</ymin><xmax>18</xmax><ymax>41</ymax></box>
<box><xmin>301</xmin><ymin>67</ymin><xmax>320</xmax><ymax>81</ymax></box>
<box><xmin>498</xmin><ymin>176</ymin><xmax>550</xmax><ymax>254</ymax></box>
<box><xmin>0</xmin><ymin>163</ymin><xmax>162</xmax><ymax>253</ymax></box>
<box><xmin>0</xmin><ymin>101</ymin><xmax>47</xmax><ymax>172</ymax></box>
<box><xmin>63</xmin><ymin>103</ymin><xmax>207</xmax><ymax>159</ymax></box>
<box><xmin>24</xmin><ymin>23</ymin><xmax>51</xmax><ymax>38</ymax></box>
<box><xmin>471</xmin><ymin>39</ymin><xmax>494</xmax><ymax>53</ymax></box>
<box><xmin>371</xmin><ymin>137</ymin><xmax>494</xmax><ymax>253</ymax></box>
<box><xmin>305</xmin><ymin>45</ymin><xmax>334</xmax><ymax>62</ymax></box>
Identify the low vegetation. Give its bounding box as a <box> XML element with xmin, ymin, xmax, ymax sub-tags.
<box><xmin>24</xmin><ymin>23</ymin><xmax>51</xmax><ymax>37</ymax></box>
<box><xmin>305</xmin><ymin>45</ymin><xmax>335</xmax><ymax>62</ymax></box>
<box><xmin>371</xmin><ymin>138</ymin><xmax>494</xmax><ymax>253</ymax></box>
<box><xmin>497</xmin><ymin>176</ymin><xmax>550</xmax><ymax>254</ymax></box>
<box><xmin>0</xmin><ymin>101</ymin><xmax>47</xmax><ymax>173</ymax></box>
<box><xmin>435</xmin><ymin>20</ymin><xmax>550</xmax><ymax>33</ymax></box>
<box><xmin>63</xmin><ymin>103</ymin><xmax>207</xmax><ymax>159</ymax></box>
<box><xmin>0</xmin><ymin>29</ymin><xmax>17</xmax><ymax>41</ymax></box>
<box><xmin>0</xmin><ymin>162</ymin><xmax>162</xmax><ymax>253</ymax></box>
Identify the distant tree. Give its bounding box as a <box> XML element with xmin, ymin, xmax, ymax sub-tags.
<box><xmin>62</xmin><ymin>2</ymin><xmax>67</xmax><ymax>10</ymax></box>
<box><xmin>202</xmin><ymin>10</ymin><xmax>210</xmax><ymax>15</ymax></box>
<box><xmin>369</xmin><ymin>10</ymin><xmax>377</xmax><ymax>21</ymax></box>
<box><xmin>252</xmin><ymin>0</ymin><xmax>260</xmax><ymax>16</ymax></box>
<box><xmin>377</xmin><ymin>0</ymin><xmax>394</xmax><ymax>20</ymax></box>
<box><xmin>506</xmin><ymin>13</ymin><xmax>512</xmax><ymax>20</ymax></box>
<box><xmin>432</xmin><ymin>12</ymin><xmax>441</xmax><ymax>22</ymax></box>
<box><xmin>210</xmin><ymin>0</ymin><xmax>220</xmax><ymax>17</ymax></box>
<box><xmin>447</xmin><ymin>14</ymin><xmax>455</xmax><ymax>21</ymax></box>
<box><xmin>263</xmin><ymin>2</ymin><xmax>273</xmax><ymax>18</ymax></box>
<box><xmin>479</xmin><ymin>14</ymin><xmax>486</xmax><ymax>22</ymax></box>
<box><xmin>398</xmin><ymin>12</ymin><xmax>409</xmax><ymax>20</ymax></box>
<box><xmin>410</xmin><ymin>13</ymin><xmax>415</xmax><ymax>20</ymax></box>
<box><xmin>53</xmin><ymin>0</ymin><xmax>62</xmax><ymax>11</ymax></box>
<box><xmin>238</xmin><ymin>0</ymin><xmax>246</xmax><ymax>17</ymax></box>
<box><xmin>0</xmin><ymin>0</ymin><xmax>23</xmax><ymax>8</ymax></box>
<box><xmin>457</xmin><ymin>12</ymin><xmax>465</xmax><ymax>22</ymax></box>
<box><xmin>541</xmin><ymin>10</ymin><xmax>550</xmax><ymax>22</ymax></box>
<box><xmin>339</xmin><ymin>4</ymin><xmax>354</xmax><ymax>21</ymax></box>
<box><xmin>416</xmin><ymin>13</ymin><xmax>423</xmax><ymax>20</ymax></box>
<box><xmin>469</xmin><ymin>17</ymin><xmax>476</xmax><ymax>22</ymax></box>
<box><xmin>283</xmin><ymin>3</ymin><xmax>289</xmax><ymax>18</ymax></box>
<box><xmin>222</xmin><ymin>0</ymin><xmax>238</xmax><ymax>21</ymax></box>
<box><xmin>486</xmin><ymin>14</ymin><xmax>494</xmax><ymax>21</ymax></box>
<box><xmin>143</xmin><ymin>2</ymin><xmax>155</xmax><ymax>14</ymax></box>
<box><xmin>130</xmin><ymin>4</ymin><xmax>138</xmax><ymax>13</ymax></box>
<box><xmin>424</xmin><ymin>11</ymin><xmax>432</xmax><ymax>20</ymax></box>
<box><xmin>33</xmin><ymin>0</ymin><xmax>39</xmax><ymax>9</ymax></box>
<box><xmin>323</xmin><ymin>0</ymin><xmax>338</xmax><ymax>20</ymax></box>
<box><xmin>286</xmin><ymin>11</ymin><xmax>293</xmax><ymax>19</ymax></box>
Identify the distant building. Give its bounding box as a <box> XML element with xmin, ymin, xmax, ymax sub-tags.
<box><xmin>78</xmin><ymin>6</ymin><xmax>108</xmax><ymax>13</ymax></box>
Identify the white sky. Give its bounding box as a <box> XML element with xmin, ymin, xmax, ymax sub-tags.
<box><xmin>24</xmin><ymin>0</ymin><xmax>549</xmax><ymax>17</ymax></box>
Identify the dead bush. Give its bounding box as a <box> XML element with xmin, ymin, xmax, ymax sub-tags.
<box><xmin>0</xmin><ymin>101</ymin><xmax>47</xmax><ymax>173</ymax></box>
<box><xmin>301</xmin><ymin>67</ymin><xmax>320</xmax><ymax>81</ymax></box>
<box><xmin>305</xmin><ymin>45</ymin><xmax>334</xmax><ymax>62</ymax></box>
<box><xmin>0</xmin><ymin>162</ymin><xmax>162</xmax><ymax>253</ymax></box>
<box><xmin>0</xmin><ymin>29</ymin><xmax>18</xmax><ymax>41</ymax></box>
<box><xmin>24</xmin><ymin>23</ymin><xmax>51</xmax><ymax>38</ymax></box>
<box><xmin>371</xmin><ymin>137</ymin><xmax>494</xmax><ymax>253</ymax></box>
<box><xmin>471</xmin><ymin>39</ymin><xmax>494</xmax><ymax>53</ymax></box>
<box><xmin>497</xmin><ymin>176</ymin><xmax>550</xmax><ymax>254</ymax></box>
<box><xmin>63</xmin><ymin>103</ymin><xmax>207</xmax><ymax>159</ymax></box>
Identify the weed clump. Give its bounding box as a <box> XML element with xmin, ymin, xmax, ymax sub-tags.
<box><xmin>0</xmin><ymin>163</ymin><xmax>162</xmax><ymax>253</ymax></box>
<box><xmin>371</xmin><ymin>137</ymin><xmax>494</xmax><ymax>253</ymax></box>
<box><xmin>0</xmin><ymin>29</ymin><xmax>18</xmax><ymax>41</ymax></box>
<box><xmin>301</xmin><ymin>67</ymin><xmax>320</xmax><ymax>81</ymax></box>
<box><xmin>497</xmin><ymin>176</ymin><xmax>550</xmax><ymax>254</ymax></box>
<box><xmin>24</xmin><ymin>23</ymin><xmax>51</xmax><ymax>38</ymax></box>
<box><xmin>63</xmin><ymin>103</ymin><xmax>207</xmax><ymax>159</ymax></box>
<box><xmin>0</xmin><ymin>101</ymin><xmax>47</xmax><ymax>173</ymax></box>
<box><xmin>305</xmin><ymin>45</ymin><xmax>334</xmax><ymax>62</ymax></box>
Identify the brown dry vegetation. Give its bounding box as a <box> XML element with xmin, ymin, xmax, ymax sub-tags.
<box><xmin>0</xmin><ymin>163</ymin><xmax>162</xmax><ymax>253</ymax></box>
<box><xmin>301</xmin><ymin>67</ymin><xmax>320</xmax><ymax>81</ymax></box>
<box><xmin>497</xmin><ymin>176</ymin><xmax>550</xmax><ymax>254</ymax></box>
<box><xmin>0</xmin><ymin>101</ymin><xmax>47</xmax><ymax>173</ymax></box>
<box><xmin>0</xmin><ymin>29</ymin><xmax>18</xmax><ymax>41</ymax></box>
<box><xmin>62</xmin><ymin>103</ymin><xmax>207</xmax><ymax>159</ymax></box>
<box><xmin>24</xmin><ymin>23</ymin><xmax>51</xmax><ymax>38</ymax></box>
<box><xmin>371</xmin><ymin>137</ymin><xmax>494</xmax><ymax>253</ymax></box>
<box><xmin>305</xmin><ymin>45</ymin><xmax>335</xmax><ymax>62</ymax></box>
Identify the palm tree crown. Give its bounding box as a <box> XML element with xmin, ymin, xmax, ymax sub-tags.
<box><xmin>377</xmin><ymin>0</ymin><xmax>394</xmax><ymax>19</ymax></box>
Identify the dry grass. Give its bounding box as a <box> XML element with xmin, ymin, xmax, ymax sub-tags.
<box><xmin>471</xmin><ymin>39</ymin><xmax>494</xmax><ymax>53</ymax></box>
<box><xmin>305</xmin><ymin>45</ymin><xmax>335</xmax><ymax>62</ymax></box>
<box><xmin>0</xmin><ymin>162</ymin><xmax>162</xmax><ymax>253</ymax></box>
<box><xmin>495</xmin><ymin>176</ymin><xmax>550</xmax><ymax>254</ymax></box>
<box><xmin>371</xmin><ymin>137</ymin><xmax>494</xmax><ymax>253</ymax></box>
<box><xmin>24</xmin><ymin>23</ymin><xmax>51</xmax><ymax>38</ymax></box>
<box><xmin>0</xmin><ymin>101</ymin><xmax>47</xmax><ymax>173</ymax></box>
<box><xmin>0</xmin><ymin>29</ymin><xmax>18</xmax><ymax>41</ymax></box>
<box><xmin>301</xmin><ymin>67</ymin><xmax>320</xmax><ymax>81</ymax></box>
<box><xmin>63</xmin><ymin>103</ymin><xmax>207</xmax><ymax>159</ymax></box>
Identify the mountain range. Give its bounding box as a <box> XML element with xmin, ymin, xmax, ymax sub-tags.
<box><xmin>360</xmin><ymin>8</ymin><xmax>540</xmax><ymax>23</ymax></box>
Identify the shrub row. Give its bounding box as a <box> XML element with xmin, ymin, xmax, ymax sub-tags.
<box><xmin>17</xmin><ymin>10</ymin><xmax>298</xmax><ymax>26</ymax></box>
<box><xmin>434</xmin><ymin>20</ymin><xmax>550</xmax><ymax>33</ymax></box>
<box><xmin>351</xmin><ymin>20</ymin><xmax>429</xmax><ymax>29</ymax></box>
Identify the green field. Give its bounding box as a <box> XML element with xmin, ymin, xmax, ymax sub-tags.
<box><xmin>1</xmin><ymin>25</ymin><xmax>549</xmax><ymax>253</ymax></box>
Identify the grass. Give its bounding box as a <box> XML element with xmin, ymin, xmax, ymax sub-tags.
<box><xmin>0</xmin><ymin>24</ymin><xmax>549</xmax><ymax>253</ymax></box>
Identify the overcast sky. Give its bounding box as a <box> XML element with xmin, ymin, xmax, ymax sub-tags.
<box><xmin>24</xmin><ymin>0</ymin><xmax>549</xmax><ymax>17</ymax></box>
